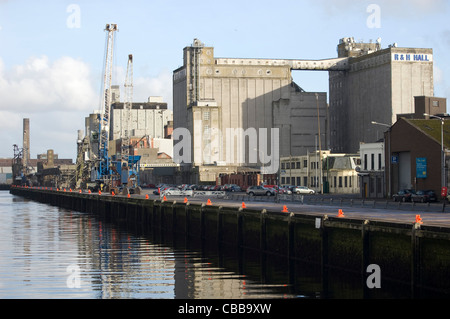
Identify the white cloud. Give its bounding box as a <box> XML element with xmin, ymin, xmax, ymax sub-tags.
<box><xmin>134</xmin><ymin>70</ymin><xmax>173</xmax><ymax>109</ymax></box>
<box><xmin>0</xmin><ymin>56</ymin><xmax>173</xmax><ymax>159</ymax></box>
<box><xmin>0</xmin><ymin>55</ymin><xmax>98</xmax><ymax>113</ymax></box>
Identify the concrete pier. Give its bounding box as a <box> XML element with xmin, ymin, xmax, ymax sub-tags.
<box><xmin>9</xmin><ymin>186</ymin><xmax>450</xmax><ymax>297</ymax></box>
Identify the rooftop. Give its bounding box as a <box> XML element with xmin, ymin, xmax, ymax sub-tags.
<box><xmin>407</xmin><ymin>119</ymin><xmax>450</xmax><ymax>149</ymax></box>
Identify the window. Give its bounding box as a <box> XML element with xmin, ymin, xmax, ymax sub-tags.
<box><xmin>304</xmin><ymin>160</ymin><xmax>308</xmax><ymax>168</ymax></box>
<box><xmin>371</xmin><ymin>154</ymin><xmax>375</xmax><ymax>170</ymax></box>
<box><xmin>281</xmin><ymin>163</ymin><xmax>285</xmax><ymax>170</ymax></box>
<box><xmin>349</xmin><ymin>176</ymin><xmax>352</xmax><ymax>188</ymax></box>
<box><xmin>339</xmin><ymin>177</ymin><xmax>343</xmax><ymax>188</ymax></box>
<box><xmin>378</xmin><ymin>153</ymin><xmax>382</xmax><ymax>170</ymax></box>
<box><xmin>297</xmin><ymin>177</ymin><xmax>301</xmax><ymax>186</ymax></box>
<box><xmin>296</xmin><ymin>162</ymin><xmax>301</xmax><ymax>169</ymax></box>
<box><xmin>345</xmin><ymin>176</ymin><xmax>348</xmax><ymax>188</ymax></box>
<box><xmin>433</xmin><ymin>100</ymin><xmax>439</xmax><ymax>107</ymax></box>
<box><xmin>364</xmin><ymin>154</ymin><xmax>368</xmax><ymax>170</ymax></box>
<box><xmin>281</xmin><ymin>177</ymin><xmax>285</xmax><ymax>184</ymax></box>
<box><xmin>203</xmin><ymin>111</ymin><xmax>210</xmax><ymax>121</ymax></box>
<box><xmin>286</xmin><ymin>162</ymin><xmax>290</xmax><ymax>169</ymax></box>
<box><xmin>203</xmin><ymin>125</ymin><xmax>210</xmax><ymax>136</ymax></box>
<box><xmin>334</xmin><ymin>176</ymin><xmax>337</xmax><ymax>188</ymax></box>
<box><xmin>303</xmin><ymin>177</ymin><xmax>307</xmax><ymax>187</ymax></box>
<box><xmin>286</xmin><ymin>177</ymin><xmax>291</xmax><ymax>184</ymax></box>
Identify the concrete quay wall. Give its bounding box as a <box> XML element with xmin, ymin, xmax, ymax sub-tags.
<box><xmin>10</xmin><ymin>186</ymin><xmax>450</xmax><ymax>297</ymax></box>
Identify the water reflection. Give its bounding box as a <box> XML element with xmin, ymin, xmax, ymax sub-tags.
<box><xmin>0</xmin><ymin>192</ymin><xmax>302</xmax><ymax>299</ymax></box>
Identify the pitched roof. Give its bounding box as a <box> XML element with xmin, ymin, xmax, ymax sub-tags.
<box><xmin>406</xmin><ymin>119</ymin><xmax>450</xmax><ymax>149</ymax></box>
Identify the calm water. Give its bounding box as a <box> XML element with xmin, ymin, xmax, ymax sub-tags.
<box><xmin>0</xmin><ymin>191</ymin><xmax>305</xmax><ymax>299</ymax></box>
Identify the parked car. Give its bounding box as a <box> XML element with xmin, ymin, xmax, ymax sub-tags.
<box><xmin>278</xmin><ymin>187</ymin><xmax>292</xmax><ymax>194</ymax></box>
<box><xmin>392</xmin><ymin>189</ymin><xmax>415</xmax><ymax>202</ymax></box>
<box><xmin>411</xmin><ymin>190</ymin><xmax>437</xmax><ymax>203</ymax></box>
<box><xmin>293</xmin><ymin>186</ymin><xmax>315</xmax><ymax>195</ymax></box>
<box><xmin>223</xmin><ymin>184</ymin><xmax>242</xmax><ymax>192</ymax></box>
<box><xmin>246</xmin><ymin>186</ymin><xmax>275</xmax><ymax>196</ymax></box>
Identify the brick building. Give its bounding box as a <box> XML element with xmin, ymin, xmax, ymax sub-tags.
<box><xmin>386</xmin><ymin>118</ymin><xmax>450</xmax><ymax>199</ymax></box>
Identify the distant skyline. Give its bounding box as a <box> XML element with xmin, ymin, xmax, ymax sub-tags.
<box><xmin>0</xmin><ymin>0</ymin><xmax>448</xmax><ymax>160</ymax></box>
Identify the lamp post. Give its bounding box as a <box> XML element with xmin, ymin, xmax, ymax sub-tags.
<box><xmin>371</xmin><ymin>121</ymin><xmax>391</xmax><ymax>198</ymax></box>
<box><xmin>424</xmin><ymin>113</ymin><xmax>445</xmax><ymax>189</ymax></box>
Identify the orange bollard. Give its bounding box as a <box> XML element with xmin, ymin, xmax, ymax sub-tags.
<box><xmin>127</xmin><ymin>193</ymin><xmax>131</xmax><ymax>198</ymax></box>
<box><xmin>145</xmin><ymin>194</ymin><xmax>149</xmax><ymax>199</ymax></box>
<box><xmin>415</xmin><ymin>215</ymin><xmax>423</xmax><ymax>224</ymax></box>
<box><xmin>282</xmin><ymin>205</ymin><xmax>289</xmax><ymax>213</ymax></box>
<box><xmin>111</xmin><ymin>191</ymin><xmax>115</xmax><ymax>196</ymax></box>
<box><xmin>242</xmin><ymin>202</ymin><xmax>246</xmax><ymax>209</ymax></box>
<box><xmin>163</xmin><ymin>195</ymin><xmax>167</xmax><ymax>201</ymax></box>
<box><xmin>207</xmin><ymin>199</ymin><xmax>212</xmax><ymax>205</ymax></box>
<box><xmin>184</xmin><ymin>197</ymin><xmax>188</xmax><ymax>203</ymax></box>
<box><xmin>99</xmin><ymin>190</ymin><xmax>102</xmax><ymax>195</ymax></box>
<box><xmin>88</xmin><ymin>189</ymin><xmax>91</xmax><ymax>194</ymax></box>
<box><xmin>79</xmin><ymin>189</ymin><xmax>82</xmax><ymax>193</ymax></box>
<box><xmin>338</xmin><ymin>209</ymin><xmax>345</xmax><ymax>217</ymax></box>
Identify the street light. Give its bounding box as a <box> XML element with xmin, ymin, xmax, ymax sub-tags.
<box><xmin>371</xmin><ymin>121</ymin><xmax>392</xmax><ymax>198</ymax></box>
<box><xmin>424</xmin><ymin>113</ymin><xmax>446</xmax><ymax>189</ymax></box>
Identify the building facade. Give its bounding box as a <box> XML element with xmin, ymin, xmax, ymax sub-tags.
<box><xmin>358</xmin><ymin>142</ymin><xmax>385</xmax><ymax>198</ymax></box>
<box><xmin>386</xmin><ymin>118</ymin><xmax>450</xmax><ymax>199</ymax></box>
<box><xmin>173</xmin><ymin>39</ymin><xmax>328</xmax><ymax>183</ymax></box>
<box><xmin>110</xmin><ymin>98</ymin><xmax>173</xmax><ymax>142</ymax></box>
<box><xmin>279</xmin><ymin>151</ymin><xmax>360</xmax><ymax>194</ymax></box>
<box><xmin>329</xmin><ymin>37</ymin><xmax>434</xmax><ymax>153</ymax></box>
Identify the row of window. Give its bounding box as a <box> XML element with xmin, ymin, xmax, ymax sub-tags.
<box><xmin>281</xmin><ymin>160</ymin><xmax>320</xmax><ymax>170</ymax></box>
<box><xmin>363</xmin><ymin>153</ymin><xmax>383</xmax><ymax>171</ymax></box>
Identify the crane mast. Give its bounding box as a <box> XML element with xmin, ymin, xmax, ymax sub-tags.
<box><xmin>122</xmin><ymin>54</ymin><xmax>133</xmax><ymax>167</ymax></box>
<box><xmin>97</xmin><ymin>23</ymin><xmax>118</xmax><ymax>183</ymax></box>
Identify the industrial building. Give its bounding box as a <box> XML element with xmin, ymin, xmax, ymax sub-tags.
<box><xmin>10</xmin><ymin>118</ymin><xmax>75</xmax><ymax>188</ymax></box>
<box><xmin>173</xmin><ymin>39</ymin><xmax>329</xmax><ymax>183</ymax></box>
<box><xmin>358</xmin><ymin>96</ymin><xmax>447</xmax><ymax>199</ymax></box>
<box><xmin>110</xmin><ymin>90</ymin><xmax>173</xmax><ymax>141</ymax></box>
<box><xmin>329</xmin><ymin>37</ymin><xmax>434</xmax><ymax>153</ymax></box>
<box><xmin>77</xmin><ymin>94</ymin><xmax>175</xmax><ymax>188</ymax></box>
<box><xmin>385</xmin><ymin>117</ymin><xmax>450</xmax><ymax>199</ymax></box>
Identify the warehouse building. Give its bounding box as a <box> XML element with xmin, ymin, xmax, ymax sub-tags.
<box><xmin>329</xmin><ymin>37</ymin><xmax>434</xmax><ymax>153</ymax></box>
<box><xmin>173</xmin><ymin>39</ymin><xmax>329</xmax><ymax>183</ymax></box>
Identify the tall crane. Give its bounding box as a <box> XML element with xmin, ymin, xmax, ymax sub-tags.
<box><xmin>118</xmin><ymin>54</ymin><xmax>141</xmax><ymax>194</ymax></box>
<box><xmin>95</xmin><ymin>23</ymin><xmax>118</xmax><ymax>190</ymax></box>
<box><xmin>121</xmin><ymin>54</ymin><xmax>133</xmax><ymax>168</ymax></box>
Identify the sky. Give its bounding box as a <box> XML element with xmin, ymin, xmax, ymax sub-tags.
<box><xmin>0</xmin><ymin>0</ymin><xmax>449</xmax><ymax>161</ymax></box>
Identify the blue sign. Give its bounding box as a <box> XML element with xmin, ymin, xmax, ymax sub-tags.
<box><xmin>391</xmin><ymin>155</ymin><xmax>399</xmax><ymax>164</ymax></box>
<box><xmin>416</xmin><ymin>158</ymin><xmax>427</xmax><ymax>178</ymax></box>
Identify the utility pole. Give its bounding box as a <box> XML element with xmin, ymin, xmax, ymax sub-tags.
<box><xmin>316</xmin><ymin>93</ymin><xmax>323</xmax><ymax>194</ymax></box>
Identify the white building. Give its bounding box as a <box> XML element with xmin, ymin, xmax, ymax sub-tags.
<box><xmin>358</xmin><ymin>142</ymin><xmax>385</xmax><ymax>198</ymax></box>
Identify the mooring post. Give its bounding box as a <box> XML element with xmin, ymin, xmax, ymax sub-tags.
<box><xmin>411</xmin><ymin>223</ymin><xmax>421</xmax><ymax>298</ymax></box>
<box><xmin>362</xmin><ymin>220</ymin><xmax>370</xmax><ymax>298</ymax></box>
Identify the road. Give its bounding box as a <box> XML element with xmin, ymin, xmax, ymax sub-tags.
<box><xmin>138</xmin><ymin>190</ymin><xmax>450</xmax><ymax>228</ymax></box>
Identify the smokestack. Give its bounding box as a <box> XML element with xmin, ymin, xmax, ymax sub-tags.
<box><xmin>23</xmin><ymin>118</ymin><xmax>30</xmax><ymax>170</ymax></box>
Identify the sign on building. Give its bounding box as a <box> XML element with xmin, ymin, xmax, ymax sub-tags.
<box><xmin>416</xmin><ymin>157</ymin><xmax>427</xmax><ymax>179</ymax></box>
